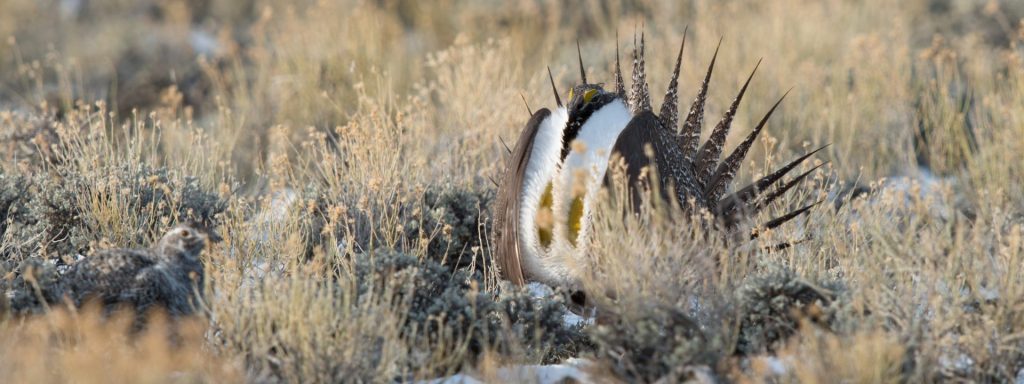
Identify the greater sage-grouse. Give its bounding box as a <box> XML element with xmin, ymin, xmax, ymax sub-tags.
<box><xmin>493</xmin><ymin>32</ymin><xmax>824</xmax><ymax>290</ymax></box>
<box><xmin>63</xmin><ymin>223</ymin><xmax>219</xmax><ymax>316</ymax></box>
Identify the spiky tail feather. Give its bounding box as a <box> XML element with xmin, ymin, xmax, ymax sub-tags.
<box><xmin>658</xmin><ymin>26</ymin><xmax>687</xmax><ymax>133</ymax></box>
<box><xmin>693</xmin><ymin>59</ymin><xmax>762</xmax><ymax>189</ymax></box>
<box><xmin>576</xmin><ymin>40</ymin><xmax>588</xmax><ymax>84</ymax></box>
<box><xmin>718</xmin><ymin>156</ymin><xmax>828</xmax><ymax>232</ymax></box>
<box><xmin>614</xmin><ymin>31</ymin><xmax>626</xmax><ymax>99</ymax></box>
<box><xmin>628</xmin><ymin>31</ymin><xmax>652</xmax><ymax>115</ymax></box>
<box><xmin>547</xmin><ymin>66</ymin><xmax>562</xmax><ymax>107</ymax></box>
<box><xmin>680</xmin><ymin>38</ymin><xmax>722</xmax><ymax>166</ymax></box>
<box><xmin>716</xmin><ymin>145</ymin><xmax>830</xmax><ymax>221</ymax></box>
<box><xmin>758</xmin><ymin>200</ymin><xmax>821</xmax><ymax>236</ymax></box>
<box><xmin>704</xmin><ymin>90</ymin><xmax>790</xmax><ymax>203</ymax></box>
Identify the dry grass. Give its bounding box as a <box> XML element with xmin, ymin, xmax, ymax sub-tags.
<box><xmin>0</xmin><ymin>305</ymin><xmax>242</xmax><ymax>383</ymax></box>
<box><xmin>1</xmin><ymin>0</ymin><xmax>1023</xmax><ymax>382</ymax></box>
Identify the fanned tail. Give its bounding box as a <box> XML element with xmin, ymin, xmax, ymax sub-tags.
<box><xmin>609</xmin><ymin>36</ymin><xmax>825</xmax><ymax>250</ymax></box>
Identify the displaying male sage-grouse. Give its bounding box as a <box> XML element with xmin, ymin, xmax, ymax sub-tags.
<box><xmin>62</xmin><ymin>222</ymin><xmax>219</xmax><ymax>316</ymax></box>
<box><xmin>493</xmin><ymin>32</ymin><xmax>824</xmax><ymax>289</ymax></box>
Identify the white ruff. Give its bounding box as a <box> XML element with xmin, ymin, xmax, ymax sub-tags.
<box><xmin>518</xmin><ymin>107</ymin><xmax>568</xmax><ymax>285</ymax></box>
<box><xmin>547</xmin><ymin>99</ymin><xmax>632</xmax><ymax>287</ymax></box>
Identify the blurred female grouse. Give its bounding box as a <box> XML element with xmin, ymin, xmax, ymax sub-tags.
<box><xmin>64</xmin><ymin>223</ymin><xmax>218</xmax><ymax>316</ymax></box>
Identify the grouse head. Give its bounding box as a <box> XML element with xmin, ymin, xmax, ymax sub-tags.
<box><xmin>155</xmin><ymin>221</ymin><xmax>221</xmax><ymax>263</ymax></box>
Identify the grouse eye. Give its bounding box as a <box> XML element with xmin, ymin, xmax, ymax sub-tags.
<box><xmin>180</xmin><ymin>229</ymin><xmax>192</xmax><ymax>238</ymax></box>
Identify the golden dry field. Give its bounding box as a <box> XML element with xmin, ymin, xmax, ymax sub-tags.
<box><xmin>1</xmin><ymin>0</ymin><xmax>1023</xmax><ymax>382</ymax></box>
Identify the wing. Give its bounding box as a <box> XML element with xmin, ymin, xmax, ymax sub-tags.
<box><xmin>90</xmin><ymin>249</ymin><xmax>157</xmax><ymax>273</ymax></box>
<box><xmin>67</xmin><ymin>249</ymin><xmax>157</xmax><ymax>300</ymax></box>
<box><xmin>604</xmin><ymin>110</ymin><xmax>663</xmax><ymax>211</ymax></box>
<box><xmin>493</xmin><ymin>108</ymin><xmax>551</xmax><ymax>286</ymax></box>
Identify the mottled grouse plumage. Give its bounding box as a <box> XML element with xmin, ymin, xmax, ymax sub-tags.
<box><xmin>64</xmin><ymin>223</ymin><xmax>216</xmax><ymax>316</ymax></box>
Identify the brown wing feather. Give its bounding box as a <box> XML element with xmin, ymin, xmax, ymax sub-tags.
<box><xmin>604</xmin><ymin>111</ymin><xmax>663</xmax><ymax>212</ymax></box>
<box><xmin>66</xmin><ymin>249</ymin><xmax>157</xmax><ymax>303</ymax></box>
<box><xmin>493</xmin><ymin>108</ymin><xmax>551</xmax><ymax>286</ymax></box>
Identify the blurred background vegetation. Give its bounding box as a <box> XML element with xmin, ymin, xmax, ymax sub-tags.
<box><xmin>1</xmin><ymin>0</ymin><xmax>1020</xmax><ymax>184</ymax></box>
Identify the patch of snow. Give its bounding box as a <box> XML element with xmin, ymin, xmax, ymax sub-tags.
<box><xmin>679</xmin><ymin>365</ymin><xmax>717</xmax><ymax>383</ymax></box>
<box><xmin>885</xmin><ymin>169</ymin><xmax>953</xmax><ymax>198</ymax></box>
<box><xmin>978</xmin><ymin>285</ymin><xmax>1000</xmax><ymax>302</ymax></box>
<box><xmin>938</xmin><ymin>349</ymin><xmax>974</xmax><ymax>375</ymax></box>
<box><xmin>529</xmin><ymin>360</ymin><xmax>591</xmax><ymax>383</ymax></box>
<box><xmin>562</xmin><ymin>310</ymin><xmax>591</xmax><ymax>326</ymax></box>
<box><xmin>421</xmin><ymin>373</ymin><xmax>482</xmax><ymax>384</ymax></box>
<box><xmin>753</xmin><ymin>356</ymin><xmax>790</xmax><ymax>376</ymax></box>
<box><xmin>233</xmin><ymin>189</ymin><xmax>299</xmax><ymax>289</ymax></box>
<box><xmin>525</xmin><ymin>282</ymin><xmax>553</xmax><ymax>298</ymax></box>
<box><xmin>842</xmin><ymin>169</ymin><xmax>958</xmax><ymax>211</ymax></box>
<box><xmin>242</xmin><ymin>259</ymin><xmax>273</xmax><ymax>286</ymax></box>
<box><xmin>59</xmin><ymin>0</ymin><xmax>83</xmax><ymax>19</ymax></box>
<box><xmin>882</xmin><ymin>169</ymin><xmax>957</xmax><ymax>217</ymax></box>
<box><xmin>256</xmin><ymin>189</ymin><xmax>298</xmax><ymax>226</ymax></box>
<box><xmin>189</xmin><ymin>29</ymin><xmax>221</xmax><ymax>57</ymax></box>
<box><xmin>419</xmin><ymin>359</ymin><xmax>592</xmax><ymax>384</ymax></box>
<box><xmin>762</xmin><ymin>356</ymin><xmax>789</xmax><ymax>375</ymax></box>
